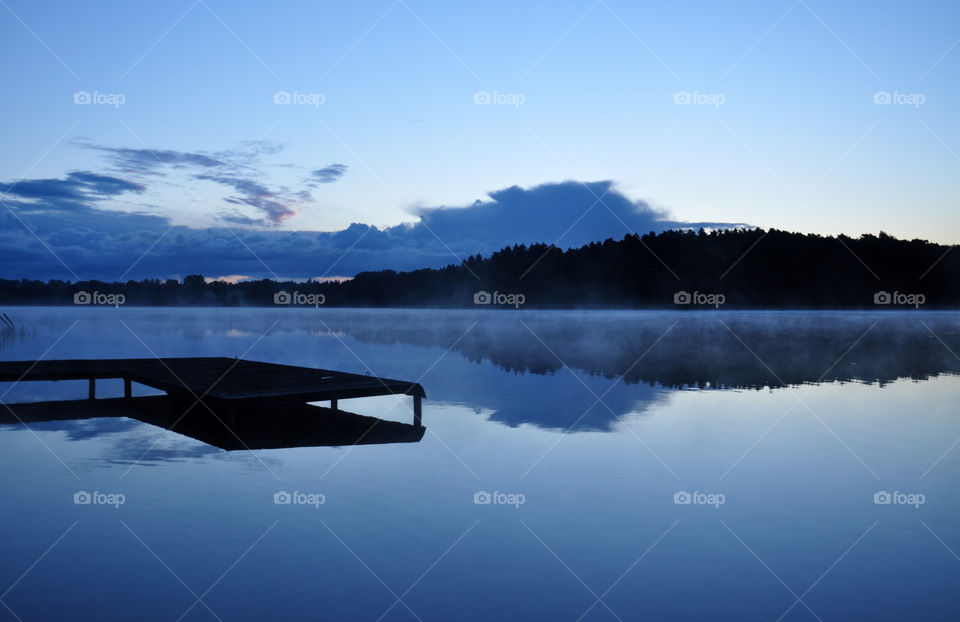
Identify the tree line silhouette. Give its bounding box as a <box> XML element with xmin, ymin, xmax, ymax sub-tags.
<box><xmin>1</xmin><ymin>228</ymin><xmax>956</xmax><ymax>308</ymax></box>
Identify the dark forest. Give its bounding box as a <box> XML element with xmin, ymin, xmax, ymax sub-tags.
<box><xmin>2</xmin><ymin>228</ymin><xmax>955</xmax><ymax>308</ymax></box>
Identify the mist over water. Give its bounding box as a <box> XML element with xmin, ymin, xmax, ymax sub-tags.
<box><xmin>1</xmin><ymin>308</ymin><xmax>959</xmax><ymax>620</ymax></box>
<box><xmin>4</xmin><ymin>308</ymin><xmax>957</xmax><ymax>430</ymax></box>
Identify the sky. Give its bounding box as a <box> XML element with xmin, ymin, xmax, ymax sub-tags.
<box><xmin>1</xmin><ymin>0</ymin><xmax>958</xmax><ymax>281</ymax></box>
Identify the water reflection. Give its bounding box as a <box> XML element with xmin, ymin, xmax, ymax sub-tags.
<box><xmin>331</xmin><ymin>311</ymin><xmax>960</xmax><ymax>387</ymax></box>
<box><xmin>0</xmin><ymin>396</ymin><xmax>424</xmax><ymax>458</ymax></box>
<box><xmin>310</xmin><ymin>310</ymin><xmax>960</xmax><ymax>430</ymax></box>
<box><xmin>2</xmin><ymin>309</ymin><xmax>958</xmax><ymax>622</ymax></box>
<box><xmin>2</xmin><ymin>309</ymin><xmax>959</xmax><ymax>434</ymax></box>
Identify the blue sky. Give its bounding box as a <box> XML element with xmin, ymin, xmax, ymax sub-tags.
<box><xmin>1</xmin><ymin>0</ymin><xmax>958</xmax><ymax>280</ymax></box>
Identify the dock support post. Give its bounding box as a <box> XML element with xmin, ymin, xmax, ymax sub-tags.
<box><xmin>124</xmin><ymin>378</ymin><xmax>132</xmax><ymax>399</ymax></box>
<box><xmin>88</xmin><ymin>378</ymin><xmax>95</xmax><ymax>400</ymax></box>
<box><xmin>331</xmin><ymin>399</ymin><xmax>338</xmax><ymax>411</ymax></box>
<box><xmin>413</xmin><ymin>395</ymin><xmax>422</xmax><ymax>428</ymax></box>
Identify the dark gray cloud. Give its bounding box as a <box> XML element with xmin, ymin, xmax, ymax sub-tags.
<box><xmin>310</xmin><ymin>163</ymin><xmax>347</xmax><ymax>184</ymax></box>
<box><xmin>413</xmin><ymin>180</ymin><xmax>666</xmax><ymax>250</ymax></box>
<box><xmin>196</xmin><ymin>174</ymin><xmax>298</xmax><ymax>225</ymax></box>
<box><xmin>90</xmin><ymin>145</ymin><xmax>224</xmax><ymax>174</ymax></box>
<box><xmin>3</xmin><ymin>171</ymin><xmax>145</xmax><ymax>204</ymax></box>
<box><xmin>0</xmin><ymin>178</ymin><xmax>745</xmax><ymax>281</ymax></box>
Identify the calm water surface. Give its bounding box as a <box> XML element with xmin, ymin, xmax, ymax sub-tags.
<box><xmin>1</xmin><ymin>308</ymin><xmax>959</xmax><ymax>621</ymax></box>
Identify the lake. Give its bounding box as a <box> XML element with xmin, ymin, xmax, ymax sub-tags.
<box><xmin>1</xmin><ymin>308</ymin><xmax>959</xmax><ymax>621</ymax></box>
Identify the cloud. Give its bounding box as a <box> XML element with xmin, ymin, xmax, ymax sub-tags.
<box><xmin>196</xmin><ymin>174</ymin><xmax>300</xmax><ymax>225</ymax></box>
<box><xmin>410</xmin><ymin>180</ymin><xmax>669</xmax><ymax>251</ymax></box>
<box><xmin>0</xmin><ymin>178</ymin><xmax>745</xmax><ymax>281</ymax></box>
<box><xmin>77</xmin><ymin>141</ymin><xmax>315</xmax><ymax>225</ymax></box>
<box><xmin>310</xmin><ymin>163</ymin><xmax>347</xmax><ymax>184</ymax></box>
<box><xmin>2</xmin><ymin>171</ymin><xmax>145</xmax><ymax>204</ymax></box>
<box><xmin>89</xmin><ymin>145</ymin><xmax>224</xmax><ymax>174</ymax></box>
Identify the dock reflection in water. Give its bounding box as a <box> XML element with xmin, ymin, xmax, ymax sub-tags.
<box><xmin>0</xmin><ymin>396</ymin><xmax>425</xmax><ymax>451</ymax></box>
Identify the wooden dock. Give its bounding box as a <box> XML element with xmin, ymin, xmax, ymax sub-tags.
<box><xmin>0</xmin><ymin>357</ymin><xmax>426</xmax><ymax>426</ymax></box>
